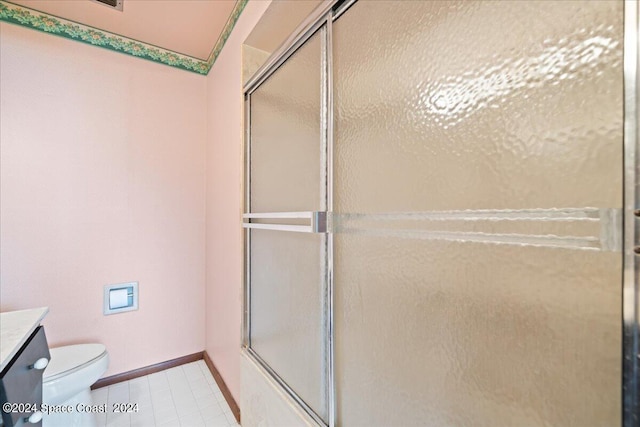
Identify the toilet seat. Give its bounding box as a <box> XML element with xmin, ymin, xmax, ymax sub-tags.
<box><xmin>44</xmin><ymin>344</ymin><xmax>107</xmax><ymax>382</ymax></box>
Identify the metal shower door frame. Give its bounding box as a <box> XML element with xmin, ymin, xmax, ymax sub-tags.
<box><xmin>242</xmin><ymin>1</ymin><xmax>640</xmax><ymax>426</ymax></box>
<box><xmin>242</xmin><ymin>2</ymin><xmax>338</xmax><ymax>425</ymax></box>
<box><xmin>623</xmin><ymin>1</ymin><xmax>639</xmax><ymax>425</ymax></box>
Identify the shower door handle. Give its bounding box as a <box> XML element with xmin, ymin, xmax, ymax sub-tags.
<box><xmin>242</xmin><ymin>211</ymin><xmax>328</xmax><ymax>233</ymax></box>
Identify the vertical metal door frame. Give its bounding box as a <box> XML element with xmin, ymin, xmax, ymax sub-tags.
<box><xmin>243</xmin><ymin>93</ymin><xmax>251</xmax><ymax>349</ymax></box>
<box><xmin>324</xmin><ymin>14</ymin><xmax>336</xmax><ymax>427</ymax></box>
<box><xmin>623</xmin><ymin>1</ymin><xmax>640</xmax><ymax>426</ymax></box>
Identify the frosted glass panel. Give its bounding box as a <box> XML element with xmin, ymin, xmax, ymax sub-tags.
<box><xmin>334</xmin><ymin>0</ymin><xmax>622</xmax><ymax>213</ymax></box>
<box><xmin>249</xmin><ymin>229</ymin><xmax>326</xmax><ymax>420</ymax></box>
<box><xmin>334</xmin><ymin>237</ymin><xmax>620</xmax><ymax>426</ymax></box>
<box><xmin>247</xmin><ymin>28</ymin><xmax>326</xmax><ymax>422</ymax></box>
<box><xmin>333</xmin><ymin>1</ymin><xmax>623</xmax><ymax>426</ymax></box>
<box><xmin>250</xmin><ymin>30</ymin><xmax>322</xmax><ymax>213</ymax></box>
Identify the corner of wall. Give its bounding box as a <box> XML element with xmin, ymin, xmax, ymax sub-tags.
<box><xmin>204</xmin><ymin>0</ymin><xmax>272</xmax><ymax>404</ymax></box>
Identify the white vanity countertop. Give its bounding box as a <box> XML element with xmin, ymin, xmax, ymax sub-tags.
<box><xmin>0</xmin><ymin>307</ymin><xmax>49</xmax><ymax>372</ymax></box>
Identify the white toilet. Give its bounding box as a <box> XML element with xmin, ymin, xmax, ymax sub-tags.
<box><xmin>42</xmin><ymin>344</ymin><xmax>109</xmax><ymax>427</ymax></box>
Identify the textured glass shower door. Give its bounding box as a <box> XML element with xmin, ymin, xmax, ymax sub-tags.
<box><xmin>332</xmin><ymin>1</ymin><xmax>623</xmax><ymax>426</ymax></box>
<box><xmin>244</xmin><ymin>0</ymin><xmax>634</xmax><ymax>425</ymax></box>
<box><xmin>244</xmin><ymin>28</ymin><xmax>329</xmax><ymax>424</ymax></box>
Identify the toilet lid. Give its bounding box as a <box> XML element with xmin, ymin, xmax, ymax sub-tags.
<box><xmin>44</xmin><ymin>344</ymin><xmax>107</xmax><ymax>381</ymax></box>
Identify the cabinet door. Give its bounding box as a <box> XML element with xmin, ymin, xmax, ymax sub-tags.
<box><xmin>0</xmin><ymin>326</ymin><xmax>50</xmax><ymax>427</ymax></box>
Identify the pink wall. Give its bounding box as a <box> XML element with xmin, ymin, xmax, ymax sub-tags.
<box><xmin>0</xmin><ymin>0</ymin><xmax>270</xmax><ymax>395</ymax></box>
<box><xmin>0</xmin><ymin>23</ymin><xmax>207</xmax><ymax>377</ymax></box>
<box><xmin>205</xmin><ymin>0</ymin><xmax>271</xmax><ymax>403</ymax></box>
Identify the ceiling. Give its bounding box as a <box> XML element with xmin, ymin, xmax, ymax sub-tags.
<box><xmin>245</xmin><ymin>0</ymin><xmax>322</xmax><ymax>54</ymax></box>
<box><xmin>6</xmin><ymin>0</ymin><xmax>241</xmax><ymax>61</ymax></box>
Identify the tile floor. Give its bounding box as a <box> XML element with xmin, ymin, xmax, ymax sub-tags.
<box><xmin>91</xmin><ymin>360</ymin><xmax>239</xmax><ymax>427</ymax></box>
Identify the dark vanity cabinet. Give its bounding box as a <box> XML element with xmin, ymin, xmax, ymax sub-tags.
<box><xmin>0</xmin><ymin>327</ymin><xmax>50</xmax><ymax>427</ymax></box>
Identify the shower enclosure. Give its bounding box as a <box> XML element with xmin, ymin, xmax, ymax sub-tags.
<box><xmin>243</xmin><ymin>1</ymin><xmax>639</xmax><ymax>425</ymax></box>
